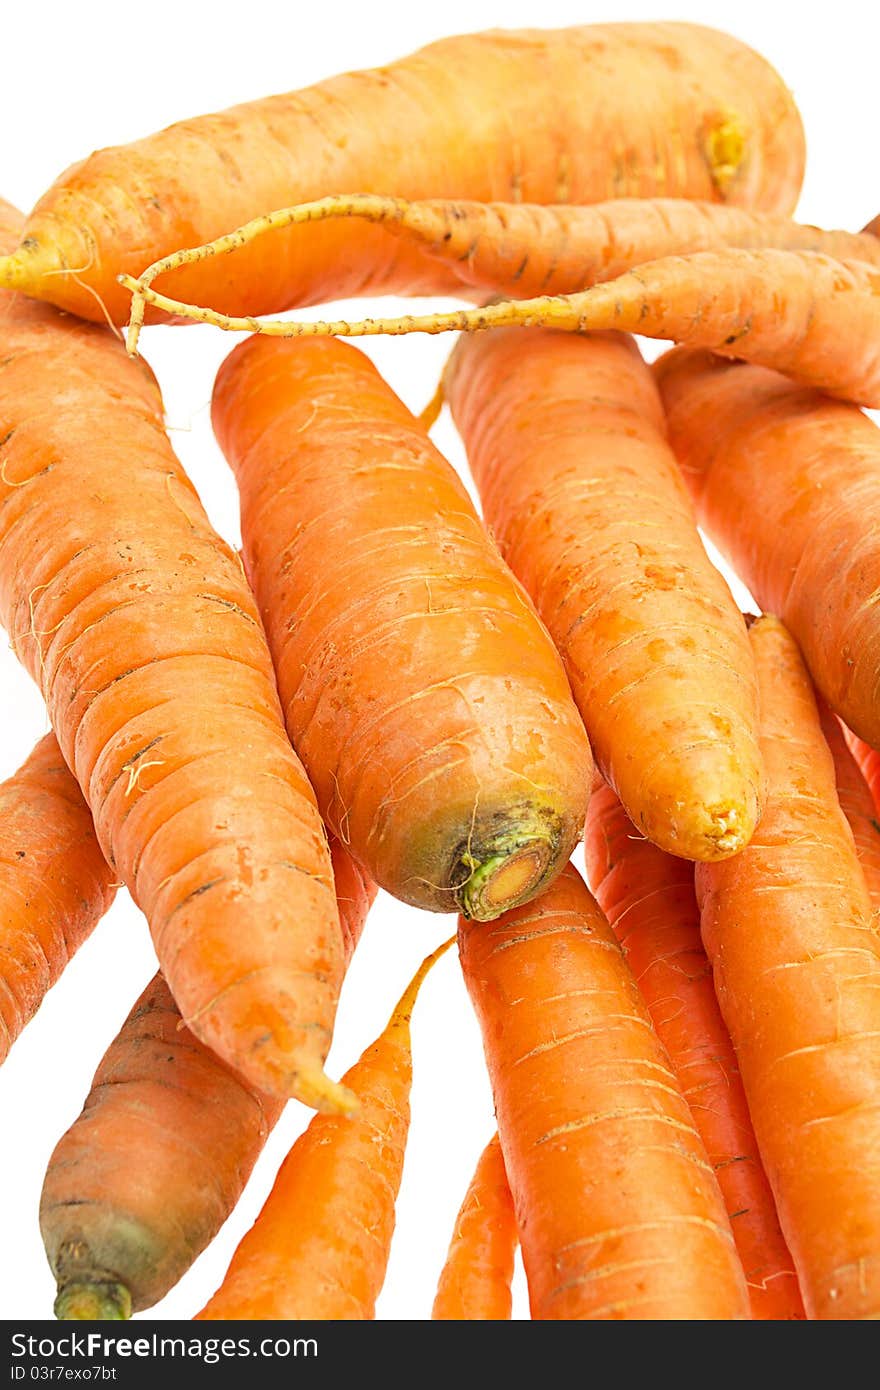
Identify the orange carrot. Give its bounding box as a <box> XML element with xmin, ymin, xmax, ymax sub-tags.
<box><xmin>211</xmin><ymin>334</ymin><xmax>592</xmax><ymax>920</ymax></box>
<box><xmin>446</xmin><ymin>326</ymin><xmax>763</xmax><ymax>861</ymax></box>
<box><xmin>818</xmin><ymin>706</ymin><xmax>880</xmax><ymax>917</ymax></box>
<box><xmin>41</xmin><ymin>841</ymin><xmax>374</xmax><ymax>1321</ymax></box>
<box><xmin>696</xmin><ymin>615</ymin><xmax>880</xmax><ymax>1320</ymax></box>
<box><xmin>197</xmin><ymin>937</ymin><xmax>453</xmax><ymax>1320</ymax></box>
<box><xmin>0</xmin><ymin>24</ymin><xmax>803</xmax><ymax>323</ymax></box>
<box><xmin>0</xmin><ymin>733</ymin><xmax>116</xmax><ymax>1064</ymax></box>
<box><xmin>0</xmin><ymin>203</ymin><xmax>346</xmax><ymax>1110</ymax></box>
<box><xmin>584</xmin><ymin>779</ymin><xmax>803</xmax><ymax>1319</ymax></box>
<box><xmin>657</xmin><ymin>348</ymin><xmax>880</xmax><ymax>749</ymax></box>
<box><xmin>459</xmin><ymin>865</ymin><xmax>750</xmax><ymax>1319</ymax></box>
<box><xmin>432</xmin><ymin>1133</ymin><xmax>517</xmax><ymax>1321</ymax></box>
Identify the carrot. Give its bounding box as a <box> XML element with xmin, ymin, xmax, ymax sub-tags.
<box><xmin>584</xmin><ymin>779</ymin><xmax>803</xmax><ymax>1319</ymax></box>
<box><xmin>696</xmin><ymin>615</ymin><xmax>880</xmax><ymax>1320</ymax></box>
<box><xmin>432</xmin><ymin>1133</ymin><xmax>517</xmax><ymax>1321</ymax></box>
<box><xmin>0</xmin><ymin>23</ymin><xmax>803</xmax><ymax>324</ymax></box>
<box><xmin>122</xmin><ymin>195</ymin><xmax>880</xmax><ymax>353</ymax></box>
<box><xmin>459</xmin><ymin>864</ymin><xmax>749</xmax><ymax>1319</ymax></box>
<box><xmin>656</xmin><ymin>348</ymin><xmax>880</xmax><ymax>749</ymax></box>
<box><xmin>445</xmin><ymin>327</ymin><xmax>763</xmax><ymax>861</ymax></box>
<box><xmin>196</xmin><ymin>249</ymin><xmax>880</xmax><ymax>409</ymax></box>
<box><xmin>0</xmin><ymin>204</ymin><xmax>347</xmax><ymax>1110</ymax></box>
<box><xmin>0</xmin><ymin>733</ymin><xmax>116</xmax><ymax>1065</ymax></box>
<box><xmin>197</xmin><ymin>936</ymin><xmax>453</xmax><ymax>1320</ymax></box>
<box><xmin>211</xmin><ymin>334</ymin><xmax>592</xmax><ymax>920</ymax></box>
<box><xmin>41</xmin><ymin>840</ymin><xmax>374</xmax><ymax>1321</ymax></box>
<box><xmin>818</xmin><ymin>706</ymin><xmax>880</xmax><ymax>917</ymax></box>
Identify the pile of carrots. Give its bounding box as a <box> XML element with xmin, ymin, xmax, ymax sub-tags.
<box><xmin>2</xmin><ymin>18</ymin><xmax>880</xmax><ymax>1321</ymax></box>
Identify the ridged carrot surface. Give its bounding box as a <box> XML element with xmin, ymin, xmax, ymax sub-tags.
<box><xmin>212</xmin><ymin>334</ymin><xmax>592</xmax><ymax>920</ymax></box>
<box><xmin>432</xmin><ymin>1133</ymin><xmax>517</xmax><ymax>1320</ymax></box>
<box><xmin>818</xmin><ymin>706</ymin><xmax>880</xmax><ymax>916</ymax></box>
<box><xmin>696</xmin><ymin>616</ymin><xmax>880</xmax><ymax>1320</ymax></box>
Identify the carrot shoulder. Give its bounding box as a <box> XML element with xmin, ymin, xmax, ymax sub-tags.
<box><xmin>696</xmin><ymin>615</ymin><xmax>880</xmax><ymax>1319</ymax></box>
<box><xmin>459</xmin><ymin>864</ymin><xmax>749</xmax><ymax>1319</ymax></box>
<box><xmin>211</xmin><ymin>334</ymin><xmax>592</xmax><ymax>920</ymax></box>
<box><xmin>584</xmin><ymin>780</ymin><xmax>803</xmax><ymax>1319</ymax></box>
<box><xmin>432</xmin><ymin>1133</ymin><xmax>517</xmax><ymax>1321</ymax></box>
<box><xmin>445</xmin><ymin>327</ymin><xmax>763</xmax><ymax>861</ymax></box>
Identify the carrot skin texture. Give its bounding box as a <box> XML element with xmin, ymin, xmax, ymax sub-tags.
<box><xmin>197</xmin><ymin>938</ymin><xmax>451</xmax><ymax>1320</ymax></box>
<box><xmin>0</xmin><ymin>23</ymin><xmax>803</xmax><ymax>322</ymax></box>
<box><xmin>432</xmin><ymin>1133</ymin><xmax>517</xmax><ymax>1320</ymax></box>
<box><xmin>212</xmin><ymin>335</ymin><xmax>592</xmax><ymax>919</ymax></box>
<box><xmin>41</xmin><ymin>842</ymin><xmax>374</xmax><ymax>1319</ymax></box>
<box><xmin>0</xmin><ymin>212</ymin><xmax>346</xmax><ymax>1108</ymax></box>
<box><xmin>446</xmin><ymin>327</ymin><xmax>764</xmax><ymax>861</ymax></box>
<box><xmin>818</xmin><ymin>707</ymin><xmax>880</xmax><ymax>916</ymax></box>
<box><xmin>459</xmin><ymin>865</ymin><xmax>750</xmax><ymax>1320</ymax></box>
<box><xmin>0</xmin><ymin>733</ymin><xmax>116</xmax><ymax>1064</ymax></box>
<box><xmin>657</xmin><ymin>348</ymin><xmax>880</xmax><ymax>749</ymax></box>
<box><xmin>584</xmin><ymin>781</ymin><xmax>803</xmax><ymax>1319</ymax></box>
<box><xmin>696</xmin><ymin>616</ymin><xmax>880</xmax><ymax>1320</ymax></box>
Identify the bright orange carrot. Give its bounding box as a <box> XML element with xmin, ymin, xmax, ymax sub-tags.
<box><xmin>0</xmin><ymin>24</ymin><xmax>803</xmax><ymax>323</ymax></box>
<box><xmin>584</xmin><ymin>780</ymin><xmax>803</xmax><ymax>1319</ymax></box>
<box><xmin>41</xmin><ymin>841</ymin><xmax>374</xmax><ymax>1321</ymax></box>
<box><xmin>0</xmin><ymin>203</ymin><xmax>346</xmax><ymax>1110</ymax></box>
<box><xmin>0</xmin><ymin>733</ymin><xmax>116</xmax><ymax>1064</ymax></box>
<box><xmin>432</xmin><ymin>1133</ymin><xmax>517</xmax><ymax>1321</ymax></box>
<box><xmin>446</xmin><ymin>326</ymin><xmax>763</xmax><ymax>861</ymax></box>
<box><xmin>197</xmin><ymin>937</ymin><xmax>453</xmax><ymax>1320</ymax></box>
<box><xmin>657</xmin><ymin>348</ymin><xmax>880</xmax><ymax>749</ymax></box>
<box><xmin>696</xmin><ymin>615</ymin><xmax>880</xmax><ymax>1320</ymax></box>
<box><xmin>818</xmin><ymin>706</ymin><xmax>880</xmax><ymax>917</ymax></box>
<box><xmin>459</xmin><ymin>865</ymin><xmax>749</xmax><ymax>1320</ymax></box>
<box><xmin>212</xmin><ymin>334</ymin><xmax>592</xmax><ymax>920</ymax></box>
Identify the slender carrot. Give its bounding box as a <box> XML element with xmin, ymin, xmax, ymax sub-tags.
<box><xmin>446</xmin><ymin>326</ymin><xmax>764</xmax><ymax>861</ymax></box>
<box><xmin>818</xmin><ymin>705</ymin><xmax>880</xmax><ymax>916</ymax></box>
<box><xmin>188</xmin><ymin>249</ymin><xmax>880</xmax><ymax>409</ymax></box>
<box><xmin>0</xmin><ymin>23</ymin><xmax>803</xmax><ymax>323</ymax></box>
<box><xmin>211</xmin><ymin>334</ymin><xmax>592</xmax><ymax>920</ymax></box>
<box><xmin>459</xmin><ymin>864</ymin><xmax>750</xmax><ymax>1320</ymax></box>
<box><xmin>0</xmin><ymin>204</ymin><xmax>347</xmax><ymax>1109</ymax></box>
<box><xmin>0</xmin><ymin>733</ymin><xmax>116</xmax><ymax>1065</ymax></box>
<box><xmin>41</xmin><ymin>841</ymin><xmax>375</xmax><ymax>1321</ymax></box>
<box><xmin>656</xmin><ymin>348</ymin><xmax>880</xmax><ymax>749</ymax></box>
<box><xmin>584</xmin><ymin>780</ymin><xmax>804</xmax><ymax>1319</ymax></box>
<box><xmin>197</xmin><ymin>937</ymin><xmax>453</xmax><ymax>1320</ymax></box>
<box><xmin>432</xmin><ymin>1133</ymin><xmax>517</xmax><ymax>1321</ymax></box>
<box><xmin>696</xmin><ymin>615</ymin><xmax>880</xmax><ymax>1320</ymax></box>
<box><xmin>122</xmin><ymin>195</ymin><xmax>880</xmax><ymax>353</ymax></box>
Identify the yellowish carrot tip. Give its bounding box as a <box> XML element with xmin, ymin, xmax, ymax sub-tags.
<box><xmin>54</xmin><ymin>1282</ymin><xmax>131</xmax><ymax>1321</ymax></box>
<box><xmin>388</xmin><ymin>935</ymin><xmax>456</xmax><ymax>1042</ymax></box>
<box><xmin>418</xmin><ymin>381</ymin><xmax>445</xmax><ymax>431</ymax></box>
<box><xmin>292</xmin><ymin>1064</ymin><xmax>360</xmax><ymax>1117</ymax></box>
<box><xmin>0</xmin><ymin>238</ymin><xmax>64</xmax><ymax>293</ymax></box>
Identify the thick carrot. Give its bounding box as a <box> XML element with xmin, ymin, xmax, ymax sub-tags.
<box><xmin>212</xmin><ymin>334</ymin><xmax>592</xmax><ymax>920</ymax></box>
<box><xmin>0</xmin><ymin>23</ymin><xmax>803</xmax><ymax>323</ymax></box>
<box><xmin>123</xmin><ymin>195</ymin><xmax>880</xmax><ymax>352</ymax></box>
<box><xmin>0</xmin><ymin>205</ymin><xmax>346</xmax><ymax>1109</ymax></box>
<box><xmin>0</xmin><ymin>733</ymin><xmax>116</xmax><ymax>1065</ymax></box>
<box><xmin>445</xmin><ymin>327</ymin><xmax>763</xmax><ymax>861</ymax></box>
<box><xmin>657</xmin><ymin>348</ymin><xmax>880</xmax><ymax>749</ymax></box>
<box><xmin>818</xmin><ymin>706</ymin><xmax>880</xmax><ymax>916</ymax></box>
<box><xmin>696</xmin><ymin>615</ymin><xmax>880</xmax><ymax>1320</ymax></box>
<box><xmin>584</xmin><ymin>780</ymin><xmax>803</xmax><ymax>1319</ymax></box>
<box><xmin>432</xmin><ymin>1133</ymin><xmax>517</xmax><ymax>1321</ymax></box>
<box><xmin>202</xmin><ymin>249</ymin><xmax>880</xmax><ymax>409</ymax></box>
<box><xmin>459</xmin><ymin>864</ymin><xmax>749</xmax><ymax>1319</ymax></box>
<box><xmin>197</xmin><ymin>937</ymin><xmax>453</xmax><ymax>1319</ymax></box>
<box><xmin>41</xmin><ymin>841</ymin><xmax>374</xmax><ymax>1321</ymax></box>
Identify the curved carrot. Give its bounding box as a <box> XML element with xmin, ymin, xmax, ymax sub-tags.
<box><xmin>0</xmin><ymin>206</ymin><xmax>346</xmax><ymax>1110</ymax></box>
<box><xmin>584</xmin><ymin>780</ymin><xmax>803</xmax><ymax>1319</ymax></box>
<box><xmin>0</xmin><ymin>23</ymin><xmax>803</xmax><ymax>322</ymax></box>
<box><xmin>0</xmin><ymin>733</ymin><xmax>116</xmax><ymax>1064</ymax></box>
<box><xmin>211</xmin><ymin>334</ymin><xmax>592</xmax><ymax>920</ymax></box>
<box><xmin>432</xmin><ymin>1133</ymin><xmax>517</xmax><ymax>1321</ymax></box>
<box><xmin>459</xmin><ymin>865</ymin><xmax>749</xmax><ymax>1320</ymax></box>
<box><xmin>657</xmin><ymin>348</ymin><xmax>880</xmax><ymax>749</ymax></box>
<box><xmin>696</xmin><ymin>615</ymin><xmax>880</xmax><ymax>1320</ymax></box>
<box><xmin>446</xmin><ymin>326</ymin><xmax>763</xmax><ymax>861</ymax></box>
<box><xmin>818</xmin><ymin>706</ymin><xmax>880</xmax><ymax>916</ymax></box>
<box><xmin>197</xmin><ymin>937</ymin><xmax>453</xmax><ymax>1320</ymax></box>
<box><xmin>41</xmin><ymin>841</ymin><xmax>374</xmax><ymax>1321</ymax></box>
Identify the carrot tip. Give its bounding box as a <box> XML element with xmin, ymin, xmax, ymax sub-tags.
<box><xmin>290</xmin><ymin>1065</ymin><xmax>360</xmax><ymax>1117</ymax></box>
<box><xmin>54</xmin><ymin>1282</ymin><xmax>131</xmax><ymax>1321</ymax></box>
<box><xmin>0</xmin><ymin>239</ymin><xmax>63</xmax><ymax>294</ymax></box>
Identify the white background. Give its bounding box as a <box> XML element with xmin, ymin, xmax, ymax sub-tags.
<box><xmin>0</xmin><ymin>0</ymin><xmax>877</xmax><ymax>1323</ymax></box>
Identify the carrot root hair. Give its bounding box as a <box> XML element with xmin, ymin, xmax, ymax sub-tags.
<box><xmin>54</xmin><ymin>1281</ymin><xmax>131</xmax><ymax>1321</ymax></box>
